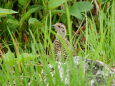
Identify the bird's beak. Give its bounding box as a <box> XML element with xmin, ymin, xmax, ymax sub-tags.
<box><xmin>52</xmin><ymin>24</ymin><xmax>57</xmax><ymax>31</ymax></box>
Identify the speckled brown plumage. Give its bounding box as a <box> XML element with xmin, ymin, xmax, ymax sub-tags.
<box><xmin>53</xmin><ymin>23</ymin><xmax>70</xmax><ymax>61</ymax></box>
<box><xmin>53</xmin><ymin>37</ymin><xmax>70</xmax><ymax>61</ymax></box>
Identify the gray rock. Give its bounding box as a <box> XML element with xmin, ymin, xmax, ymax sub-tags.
<box><xmin>44</xmin><ymin>56</ymin><xmax>115</xmax><ymax>86</ymax></box>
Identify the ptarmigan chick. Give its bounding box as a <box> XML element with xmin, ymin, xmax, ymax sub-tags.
<box><xmin>52</xmin><ymin>23</ymin><xmax>70</xmax><ymax>61</ymax></box>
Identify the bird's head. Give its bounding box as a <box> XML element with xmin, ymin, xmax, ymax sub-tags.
<box><xmin>52</xmin><ymin>23</ymin><xmax>66</xmax><ymax>37</ymax></box>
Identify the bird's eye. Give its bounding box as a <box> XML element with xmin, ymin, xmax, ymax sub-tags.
<box><xmin>58</xmin><ymin>25</ymin><xmax>61</xmax><ymax>28</ymax></box>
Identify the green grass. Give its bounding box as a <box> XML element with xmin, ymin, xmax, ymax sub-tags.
<box><xmin>0</xmin><ymin>0</ymin><xmax>115</xmax><ymax>86</ymax></box>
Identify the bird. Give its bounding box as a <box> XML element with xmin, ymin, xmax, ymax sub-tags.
<box><xmin>52</xmin><ymin>23</ymin><xmax>70</xmax><ymax>61</ymax></box>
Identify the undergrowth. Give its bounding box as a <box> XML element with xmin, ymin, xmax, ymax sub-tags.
<box><xmin>0</xmin><ymin>0</ymin><xmax>115</xmax><ymax>86</ymax></box>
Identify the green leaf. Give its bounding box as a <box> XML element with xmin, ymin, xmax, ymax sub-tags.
<box><xmin>28</xmin><ymin>18</ymin><xmax>39</xmax><ymax>25</ymax></box>
<box><xmin>7</xmin><ymin>17</ymin><xmax>19</xmax><ymax>32</ymax></box>
<box><xmin>18</xmin><ymin>0</ymin><xmax>30</xmax><ymax>7</ymax></box>
<box><xmin>69</xmin><ymin>1</ymin><xmax>93</xmax><ymax>19</ymax></box>
<box><xmin>7</xmin><ymin>18</ymin><xmax>19</xmax><ymax>26</ymax></box>
<box><xmin>69</xmin><ymin>6</ymin><xmax>82</xmax><ymax>19</ymax></box>
<box><xmin>0</xmin><ymin>8</ymin><xmax>18</xmax><ymax>16</ymax></box>
<box><xmin>48</xmin><ymin>0</ymin><xmax>66</xmax><ymax>10</ymax></box>
<box><xmin>20</xmin><ymin>6</ymin><xmax>39</xmax><ymax>26</ymax></box>
<box><xmin>75</xmin><ymin>1</ymin><xmax>93</xmax><ymax>12</ymax></box>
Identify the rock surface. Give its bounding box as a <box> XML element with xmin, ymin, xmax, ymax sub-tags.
<box><xmin>46</xmin><ymin>56</ymin><xmax>115</xmax><ymax>86</ymax></box>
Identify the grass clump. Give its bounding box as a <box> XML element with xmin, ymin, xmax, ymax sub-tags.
<box><xmin>0</xmin><ymin>0</ymin><xmax>115</xmax><ymax>86</ymax></box>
